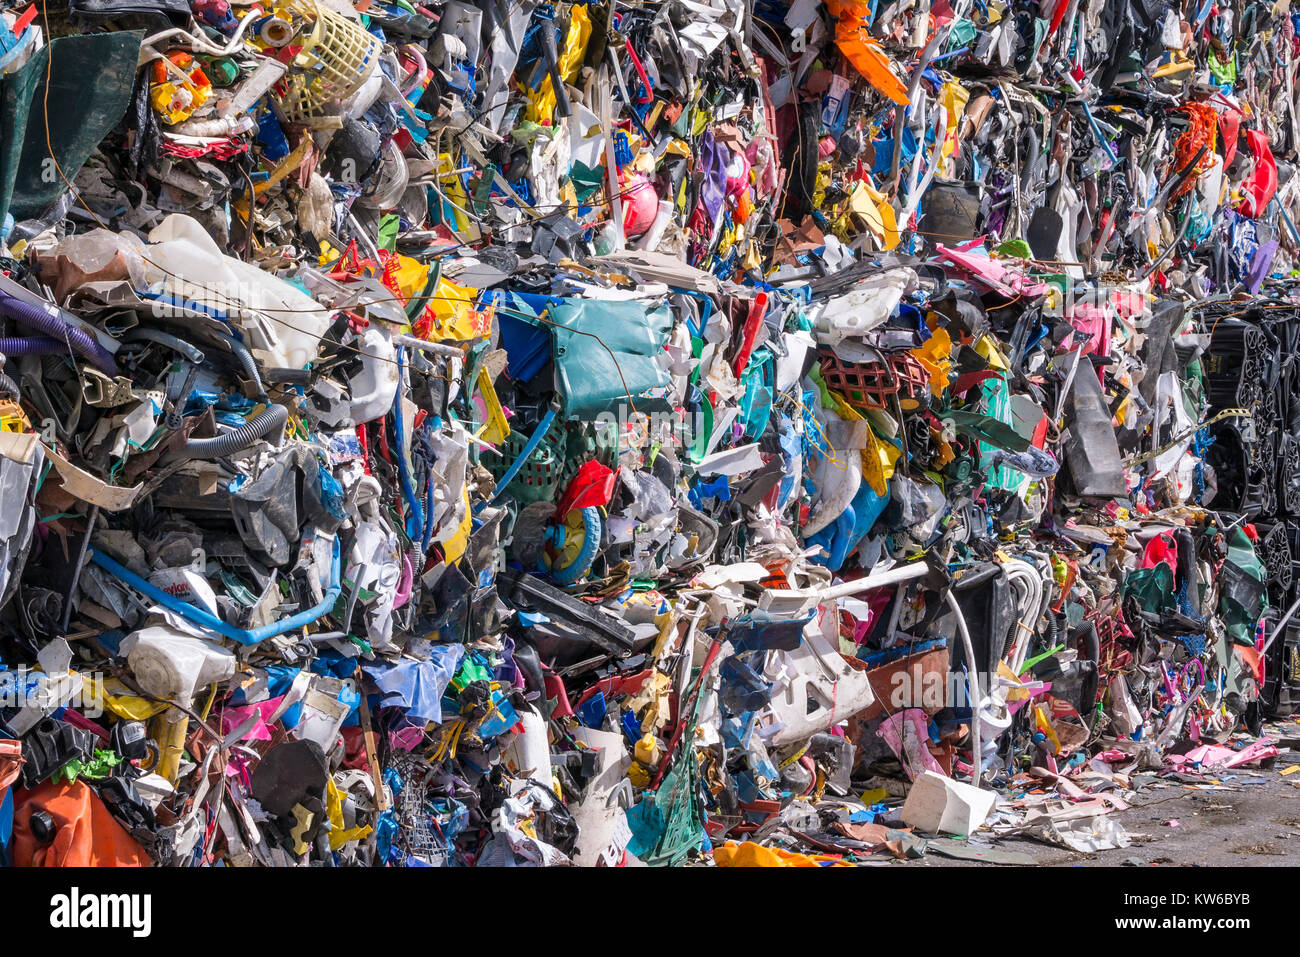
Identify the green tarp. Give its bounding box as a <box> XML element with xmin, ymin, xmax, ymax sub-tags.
<box><xmin>0</xmin><ymin>31</ymin><xmax>142</xmax><ymax>226</ymax></box>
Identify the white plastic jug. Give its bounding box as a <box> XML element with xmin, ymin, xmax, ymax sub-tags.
<box><xmin>143</xmin><ymin>214</ymin><xmax>335</xmax><ymax>369</ymax></box>
<box><xmin>122</xmin><ymin>624</ymin><xmax>237</xmax><ymax>702</ymax></box>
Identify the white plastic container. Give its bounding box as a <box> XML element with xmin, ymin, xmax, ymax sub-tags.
<box><xmin>122</xmin><ymin>624</ymin><xmax>237</xmax><ymax>702</ymax></box>
<box><xmin>143</xmin><ymin>214</ymin><xmax>335</xmax><ymax>370</ymax></box>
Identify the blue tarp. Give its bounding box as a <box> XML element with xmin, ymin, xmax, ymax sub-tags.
<box><xmin>363</xmin><ymin>644</ymin><xmax>465</xmax><ymax>724</ymax></box>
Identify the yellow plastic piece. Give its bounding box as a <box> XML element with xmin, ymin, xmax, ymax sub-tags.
<box><xmin>847</xmin><ymin>179</ymin><xmax>900</xmax><ymax>250</ymax></box>
<box><xmin>975</xmin><ymin>333</ymin><xmax>1009</xmax><ymax>370</ymax></box>
<box><xmin>626</xmin><ymin>670</ymin><xmax>673</xmax><ymax>732</ymax></box>
<box><xmin>83</xmin><ymin>676</ymin><xmax>169</xmax><ymax>721</ymax></box>
<box><xmin>390</xmin><ymin>254</ymin><xmax>435</xmax><ymax>301</ymax></box>
<box><xmin>524</xmin><ymin>3</ymin><xmax>592</xmax><ymax>126</ymax></box>
<box><xmin>441</xmin><ymin>487</ymin><xmax>473</xmax><ymax>566</ymax></box>
<box><xmin>997</xmin><ymin>661</ymin><xmax>1031</xmax><ymax>702</ymax></box>
<box><xmin>475</xmin><ymin>368</ymin><xmax>511</xmax><ymax>445</ymax></box>
<box><xmin>551</xmin><ymin>507</ymin><xmax>590</xmax><ymax>569</ymax></box>
<box><xmin>150</xmin><ymin>75</ymin><xmax>211</xmax><ymax>125</ymax></box>
<box><xmin>826</xmin><ymin>389</ymin><xmax>895</xmax><ymax>495</ymax></box>
<box><xmin>152</xmin><ymin>707</ymin><xmax>189</xmax><ymax>784</ymax></box>
<box><xmin>437</xmin><ymin>152</ymin><xmax>472</xmax><ymax>236</ymax></box>
<box><xmin>1051</xmin><ymin>553</ymin><xmax>1069</xmax><ymax>586</ymax></box>
<box><xmin>877</xmin><ymin>430</ymin><xmax>901</xmax><ymax>481</ymax></box>
<box><xmin>0</xmin><ymin>399</ymin><xmax>30</xmax><ymax>434</ymax></box>
<box><xmin>634</xmin><ymin>733</ymin><xmax>661</xmax><ymax>766</ymax></box>
<box><xmin>416</xmin><ymin>276</ymin><xmax>485</xmax><ymax>341</ymax></box>
<box><xmin>236</xmin><ymin>137</ymin><xmax>311</xmax><ymax>222</ymax></box>
<box><xmin>938</xmin><ymin>80</ymin><xmax>970</xmax><ymax>168</ymax></box>
<box><xmin>326</xmin><ymin>777</ymin><xmax>374</xmax><ymax>850</ymax></box>
<box><xmin>910</xmin><ymin>327</ymin><xmax>953</xmax><ymax>392</ymax></box>
<box><xmin>317</xmin><ymin>239</ymin><xmax>341</xmax><ymax>267</ymax></box>
<box><xmin>1152</xmin><ymin>52</ymin><xmax>1194</xmax><ymax>78</ymax></box>
<box><xmin>1033</xmin><ymin>703</ymin><xmax>1061</xmax><ymax>754</ymax></box>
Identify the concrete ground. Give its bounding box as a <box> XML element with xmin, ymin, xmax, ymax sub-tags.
<box><xmin>927</xmin><ymin>717</ymin><xmax>1300</xmax><ymax>867</ymax></box>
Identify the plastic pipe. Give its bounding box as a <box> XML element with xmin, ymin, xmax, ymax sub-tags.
<box><xmin>765</xmin><ymin>557</ymin><xmax>932</xmax><ymax>606</ymax></box>
<box><xmin>0</xmin><ymin>289</ymin><xmax>117</xmax><ymax>375</ymax></box>
<box><xmin>398</xmin><ymin>43</ymin><xmax>428</xmax><ymax>99</ymax></box>
<box><xmin>124</xmin><ymin>328</ymin><xmax>207</xmax><ymax>429</ymax></box>
<box><xmin>124</xmin><ymin>326</ymin><xmax>204</xmax><ymax>364</ymax></box>
<box><xmin>883</xmin><ymin>583</ymin><xmax>907</xmax><ymax>645</ymax></box>
<box><xmin>88</xmin><ymin>536</ymin><xmax>342</xmax><ymax>646</ymax></box>
<box><xmin>756</xmin><ymin>558</ymin><xmax>982</xmax><ymax>785</ymax></box>
<box><xmin>0</xmin><ymin>336</ymin><xmax>65</xmax><ymax>356</ymax></box>
<box><xmin>171</xmin><ymin>402</ymin><xmax>288</xmax><ymax>460</ymax></box>
<box><xmin>140</xmin><ymin>11</ymin><xmax>260</xmax><ymax>59</ymax></box>
<box><xmin>391</xmin><ymin>333</ymin><xmax>466</xmax><ymax>359</ymax></box>
<box><xmin>538</xmin><ymin>14</ymin><xmax>572</xmax><ymax>118</ymax></box>
<box><xmin>944</xmin><ymin>588</ymin><xmax>983</xmax><ymax>789</ymax></box>
<box><xmin>671</xmin><ymin>288</ymin><xmax>715</xmax><ymax>339</ymax></box>
<box><xmin>1003</xmin><ymin>559</ymin><xmax>1045</xmax><ymax>673</ymax></box>
<box><xmin>224</xmin><ymin>334</ymin><xmax>267</xmax><ymax>400</ymax></box>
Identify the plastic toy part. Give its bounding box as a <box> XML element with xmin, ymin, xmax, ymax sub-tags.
<box><xmin>757</xmin><ymin>624</ymin><xmax>876</xmax><ymax>749</ymax></box>
<box><xmin>546</xmin><ymin>506</ymin><xmax>601</xmax><ymax>585</ymax></box>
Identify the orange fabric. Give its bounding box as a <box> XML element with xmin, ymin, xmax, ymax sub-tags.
<box><xmin>1172</xmin><ymin>103</ymin><xmax>1218</xmax><ymax>198</ymax></box>
<box><xmin>712</xmin><ymin>840</ymin><xmax>853</xmax><ymax>867</ymax></box>
<box><xmin>12</xmin><ymin>779</ymin><xmax>151</xmax><ymax>867</ymax></box>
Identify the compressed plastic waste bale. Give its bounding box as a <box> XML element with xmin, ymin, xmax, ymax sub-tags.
<box><xmin>0</xmin><ymin>0</ymin><xmax>1295</xmax><ymax>872</ymax></box>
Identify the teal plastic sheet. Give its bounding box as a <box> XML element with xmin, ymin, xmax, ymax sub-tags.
<box><xmin>546</xmin><ymin>298</ymin><xmax>674</xmax><ymax>420</ymax></box>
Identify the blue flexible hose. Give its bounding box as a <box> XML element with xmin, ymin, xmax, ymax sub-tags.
<box><xmin>421</xmin><ymin>468</ymin><xmax>436</xmax><ymax>553</ymax></box>
<box><xmin>393</xmin><ymin>346</ymin><xmax>426</xmax><ymax>543</ymax></box>
<box><xmin>89</xmin><ymin>537</ymin><xmax>342</xmax><ymax>646</ymax></box>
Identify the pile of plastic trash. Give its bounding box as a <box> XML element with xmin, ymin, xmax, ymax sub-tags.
<box><xmin>0</xmin><ymin>0</ymin><xmax>1298</xmax><ymax>867</ymax></box>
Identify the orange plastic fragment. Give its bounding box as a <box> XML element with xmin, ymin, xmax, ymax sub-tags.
<box><xmin>826</xmin><ymin>0</ymin><xmax>910</xmax><ymax>105</ymax></box>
